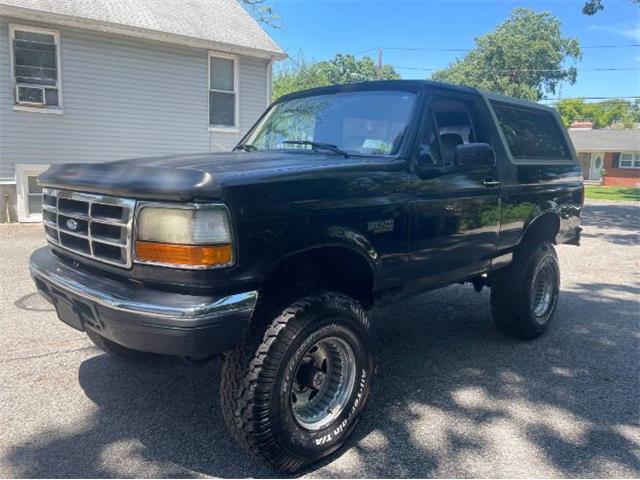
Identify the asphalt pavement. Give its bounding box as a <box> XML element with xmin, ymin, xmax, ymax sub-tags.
<box><xmin>0</xmin><ymin>200</ymin><xmax>638</xmax><ymax>478</ymax></box>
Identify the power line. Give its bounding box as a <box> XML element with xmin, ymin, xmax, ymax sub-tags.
<box><xmin>353</xmin><ymin>44</ymin><xmax>640</xmax><ymax>55</ymax></box>
<box><xmin>393</xmin><ymin>66</ymin><xmax>640</xmax><ymax>72</ymax></box>
<box><xmin>352</xmin><ymin>47</ymin><xmax>379</xmax><ymax>56</ymax></box>
<box><xmin>279</xmin><ymin>56</ymin><xmax>638</xmax><ymax>103</ymax></box>
<box><xmin>281</xmin><ymin>52</ymin><xmax>638</xmax><ymax>100</ymax></box>
<box><xmin>285</xmin><ymin>54</ymin><xmax>638</xmax><ymax>75</ymax></box>
<box><xmin>372</xmin><ymin>46</ymin><xmax>470</xmax><ymax>52</ymax></box>
<box><xmin>541</xmin><ymin>96</ymin><xmax>640</xmax><ymax>102</ymax></box>
<box><xmin>583</xmin><ymin>44</ymin><xmax>640</xmax><ymax>49</ymax></box>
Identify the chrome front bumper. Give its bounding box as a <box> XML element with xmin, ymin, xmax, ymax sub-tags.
<box><xmin>29</xmin><ymin>247</ymin><xmax>258</xmax><ymax>356</ymax></box>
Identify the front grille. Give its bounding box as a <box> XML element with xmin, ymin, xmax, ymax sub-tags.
<box><xmin>42</xmin><ymin>188</ymin><xmax>136</xmax><ymax>268</ymax></box>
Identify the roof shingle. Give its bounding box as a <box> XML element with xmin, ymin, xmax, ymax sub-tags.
<box><xmin>569</xmin><ymin>129</ymin><xmax>640</xmax><ymax>152</ymax></box>
<box><xmin>0</xmin><ymin>0</ymin><xmax>284</xmax><ymax>57</ymax></box>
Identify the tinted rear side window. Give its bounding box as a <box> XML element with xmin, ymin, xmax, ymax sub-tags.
<box><xmin>492</xmin><ymin>102</ymin><xmax>571</xmax><ymax>160</ymax></box>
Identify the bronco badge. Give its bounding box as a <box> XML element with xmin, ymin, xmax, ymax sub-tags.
<box><xmin>367</xmin><ymin>219</ymin><xmax>394</xmax><ymax>234</ymax></box>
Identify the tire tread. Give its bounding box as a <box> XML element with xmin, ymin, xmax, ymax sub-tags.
<box><xmin>490</xmin><ymin>241</ymin><xmax>559</xmax><ymax>339</ymax></box>
<box><xmin>220</xmin><ymin>292</ymin><xmax>369</xmax><ymax>472</ymax></box>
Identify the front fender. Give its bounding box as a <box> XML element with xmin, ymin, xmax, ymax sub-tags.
<box><xmin>261</xmin><ymin>224</ymin><xmax>379</xmax><ymax>280</ymax></box>
<box><xmin>325</xmin><ymin>226</ymin><xmax>379</xmax><ymax>262</ymax></box>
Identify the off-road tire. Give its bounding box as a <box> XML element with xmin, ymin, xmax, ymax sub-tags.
<box><xmin>220</xmin><ymin>292</ymin><xmax>373</xmax><ymax>472</ymax></box>
<box><xmin>491</xmin><ymin>241</ymin><xmax>560</xmax><ymax>340</ymax></box>
<box><xmin>86</xmin><ymin>329</ymin><xmax>153</xmax><ymax>359</ymax></box>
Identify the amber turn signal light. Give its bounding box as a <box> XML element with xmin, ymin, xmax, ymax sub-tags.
<box><xmin>135</xmin><ymin>241</ymin><xmax>233</xmax><ymax>267</ymax></box>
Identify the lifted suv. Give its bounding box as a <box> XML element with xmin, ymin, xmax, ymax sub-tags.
<box><xmin>30</xmin><ymin>80</ymin><xmax>582</xmax><ymax>472</ymax></box>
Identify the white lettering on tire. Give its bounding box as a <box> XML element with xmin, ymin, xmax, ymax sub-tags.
<box><xmin>314</xmin><ymin>369</ymin><xmax>367</xmax><ymax>446</ymax></box>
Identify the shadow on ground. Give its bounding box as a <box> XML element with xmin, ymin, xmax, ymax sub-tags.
<box><xmin>5</xmin><ymin>280</ymin><xmax>638</xmax><ymax>478</ymax></box>
<box><xmin>580</xmin><ymin>202</ymin><xmax>639</xmax><ymax>246</ymax></box>
<box><xmin>580</xmin><ymin>203</ymin><xmax>639</xmax><ymax>232</ymax></box>
<box><xmin>4</xmin><ymin>204</ymin><xmax>639</xmax><ymax>478</ymax></box>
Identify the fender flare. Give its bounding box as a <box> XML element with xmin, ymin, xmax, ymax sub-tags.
<box><xmin>260</xmin><ymin>225</ymin><xmax>379</xmax><ymax>285</ymax></box>
<box><xmin>521</xmin><ymin>200</ymin><xmax>561</xmax><ymax>244</ymax></box>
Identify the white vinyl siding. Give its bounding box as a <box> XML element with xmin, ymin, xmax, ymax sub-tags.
<box><xmin>0</xmin><ymin>17</ymin><xmax>271</xmax><ymax>185</ymax></box>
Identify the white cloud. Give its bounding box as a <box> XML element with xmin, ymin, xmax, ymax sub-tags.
<box><xmin>588</xmin><ymin>22</ymin><xmax>640</xmax><ymax>41</ymax></box>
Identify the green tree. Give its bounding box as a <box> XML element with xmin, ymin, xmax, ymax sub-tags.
<box><xmin>582</xmin><ymin>0</ymin><xmax>640</xmax><ymax>15</ymax></box>
<box><xmin>432</xmin><ymin>8</ymin><xmax>581</xmax><ymax>101</ymax></box>
<box><xmin>241</xmin><ymin>0</ymin><xmax>280</xmax><ymax>27</ymax></box>
<box><xmin>316</xmin><ymin>54</ymin><xmax>400</xmax><ymax>85</ymax></box>
<box><xmin>272</xmin><ymin>53</ymin><xmax>400</xmax><ymax>100</ymax></box>
<box><xmin>556</xmin><ymin>98</ymin><xmax>588</xmax><ymax>127</ymax></box>
<box><xmin>556</xmin><ymin>98</ymin><xmax>639</xmax><ymax>128</ymax></box>
<box><xmin>272</xmin><ymin>53</ymin><xmax>327</xmax><ymax>100</ymax></box>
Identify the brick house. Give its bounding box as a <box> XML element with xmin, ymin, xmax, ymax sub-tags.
<box><xmin>569</xmin><ymin>128</ymin><xmax>640</xmax><ymax>186</ymax></box>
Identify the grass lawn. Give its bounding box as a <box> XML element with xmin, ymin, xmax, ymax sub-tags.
<box><xmin>585</xmin><ymin>186</ymin><xmax>640</xmax><ymax>202</ymax></box>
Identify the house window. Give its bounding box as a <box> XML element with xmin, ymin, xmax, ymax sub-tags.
<box><xmin>209</xmin><ymin>52</ymin><xmax>238</xmax><ymax>129</ymax></box>
<box><xmin>619</xmin><ymin>153</ymin><xmax>640</xmax><ymax>169</ymax></box>
<box><xmin>10</xmin><ymin>25</ymin><xmax>62</xmax><ymax>111</ymax></box>
<box><xmin>15</xmin><ymin>165</ymin><xmax>49</xmax><ymax>222</ymax></box>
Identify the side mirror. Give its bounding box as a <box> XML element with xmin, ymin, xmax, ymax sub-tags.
<box><xmin>455</xmin><ymin>143</ymin><xmax>495</xmax><ymax>169</ymax></box>
<box><xmin>415</xmin><ymin>145</ymin><xmax>446</xmax><ymax>179</ymax></box>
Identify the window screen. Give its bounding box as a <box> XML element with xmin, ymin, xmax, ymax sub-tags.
<box><xmin>27</xmin><ymin>176</ymin><xmax>43</xmax><ymax>214</ymax></box>
<box><xmin>492</xmin><ymin>102</ymin><xmax>570</xmax><ymax>160</ymax></box>
<box><xmin>12</xmin><ymin>28</ymin><xmax>60</xmax><ymax>107</ymax></box>
<box><xmin>209</xmin><ymin>56</ymin><xmax>236</xmax><ymax>127</ymax></box>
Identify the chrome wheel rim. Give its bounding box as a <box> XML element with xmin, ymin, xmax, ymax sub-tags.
<box><xmin>290</xmin><ymin>336</ymin><xmax>356</xmax><ymax>431</ymax></box>
<box><xmin>531</xmin><ymin>259</ymin><xmax>556</xmax><ymax>317</ymax></box>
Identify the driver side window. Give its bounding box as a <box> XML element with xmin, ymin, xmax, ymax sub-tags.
<box><xmin>420</xmin><ymin>96</ymin><xmax>479</xmax><ymax>168</ymax></box>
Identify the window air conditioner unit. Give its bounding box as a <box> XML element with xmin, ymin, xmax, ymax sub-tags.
<box><xmin>16</xmin><ymin>85</ymin><xmax>46</xmax><ymax>106</ymax></box>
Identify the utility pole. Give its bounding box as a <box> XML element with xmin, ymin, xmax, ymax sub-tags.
<box><xmin>376</xmin><ymin>48</ymin><xmax>382</xmax><ymax>80</ymax></box>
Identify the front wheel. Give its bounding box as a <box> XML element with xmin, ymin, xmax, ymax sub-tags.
<box><xmin>220</xmin><ymin>292</ymin><xmax>374</xmax><ymax>472</ymax></box>
<box><xmin>491</xmin><ymin>241</ymin><xmax>560</xmax><ymax>339</ymax></box>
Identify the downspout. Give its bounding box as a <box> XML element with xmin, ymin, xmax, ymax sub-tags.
<box><xmin>3</xmin><ymin>193</ymin><xmax>12</xmax><ymax>223</ymax></box>
<box><xmin>267</xmin><ymin>57</ymin><xmax>274</xmax><ymax>105</ymax></box>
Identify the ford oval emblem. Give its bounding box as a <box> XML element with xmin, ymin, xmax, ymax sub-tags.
<box><xmin>66</xmin><ymin>219</ymin><xmax>78</xmax><ymax>231</ymax></box>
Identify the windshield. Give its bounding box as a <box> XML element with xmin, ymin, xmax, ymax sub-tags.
<box><xmin>243</xmin><ymin>90</ymin><xmax>417</xmax><ymax>157</ymax></box>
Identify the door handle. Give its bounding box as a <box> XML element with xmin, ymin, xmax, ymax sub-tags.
<box><xmin>483</xmin><ymin>179</ymin><xmax>501</xmax><ymax>187</ymax></box>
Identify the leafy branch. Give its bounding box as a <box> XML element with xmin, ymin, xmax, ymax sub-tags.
<box><xmin>582</xmin><ymin>0</ymin><xmax>640</xmax><ymax>15</ymax></box>
<box><xmin>241</xmin><ymin>0</ymin><xmax>281</xmax><ymax>28</ymax></box>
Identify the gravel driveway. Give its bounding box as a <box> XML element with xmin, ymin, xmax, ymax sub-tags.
<box><xmin>0</xmin><ymin>200</ymin><xmax>638</xmax><ymax>478</ymax></box>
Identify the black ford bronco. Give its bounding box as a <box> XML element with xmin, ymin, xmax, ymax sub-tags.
<box><xmin>30</xmin><ymin>80</ymin><xmax>582</xmax><ymax>472</ymax></box>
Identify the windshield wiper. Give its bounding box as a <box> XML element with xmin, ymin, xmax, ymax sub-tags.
<box><xmin>282</xmin><ymin>140</ymin><xmax>350</xmax><ymax>158</ymax></box>
<box><xmin>234</xmin><ymin>143</ymin><xmax>257</xmax><ymax>152</ymax></box>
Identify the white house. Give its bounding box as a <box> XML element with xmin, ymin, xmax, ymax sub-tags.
<box><xmin>0</xmin><ymin>0</ymin><xmax>285</xmax><ymax>222</ymax></box>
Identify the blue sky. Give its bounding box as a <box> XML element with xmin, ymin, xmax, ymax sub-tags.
<box><xmin>266</xmin><ymin>0</ymin><xmax>640</xmax><ymax>102</ymax></box>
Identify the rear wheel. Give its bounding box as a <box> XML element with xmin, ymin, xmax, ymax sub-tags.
<box><xmin>86</xmin><ymin>329</ymin><xmax>153</xmax><ymax>360</ymax></box>
<box><xmin>220</xmin><ymin>292</ymin><xmax>373</xmax><ymax>472</ymax></box>
<box><xmin>491</xmin><ymin>241</ymin><xmax>560</xmax><ymax>339</ymax></box>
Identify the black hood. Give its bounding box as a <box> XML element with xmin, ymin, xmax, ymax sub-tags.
<box><xmin>38</xmin><ymin>151</ymin><xmax>382</xmax><ymax>202</ymax></box>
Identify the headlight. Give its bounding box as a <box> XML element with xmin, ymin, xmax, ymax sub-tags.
<box><xmin>135</xmin><ymin>204</ymin><xmax>233</xmax><ymax>269</ymax></box>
